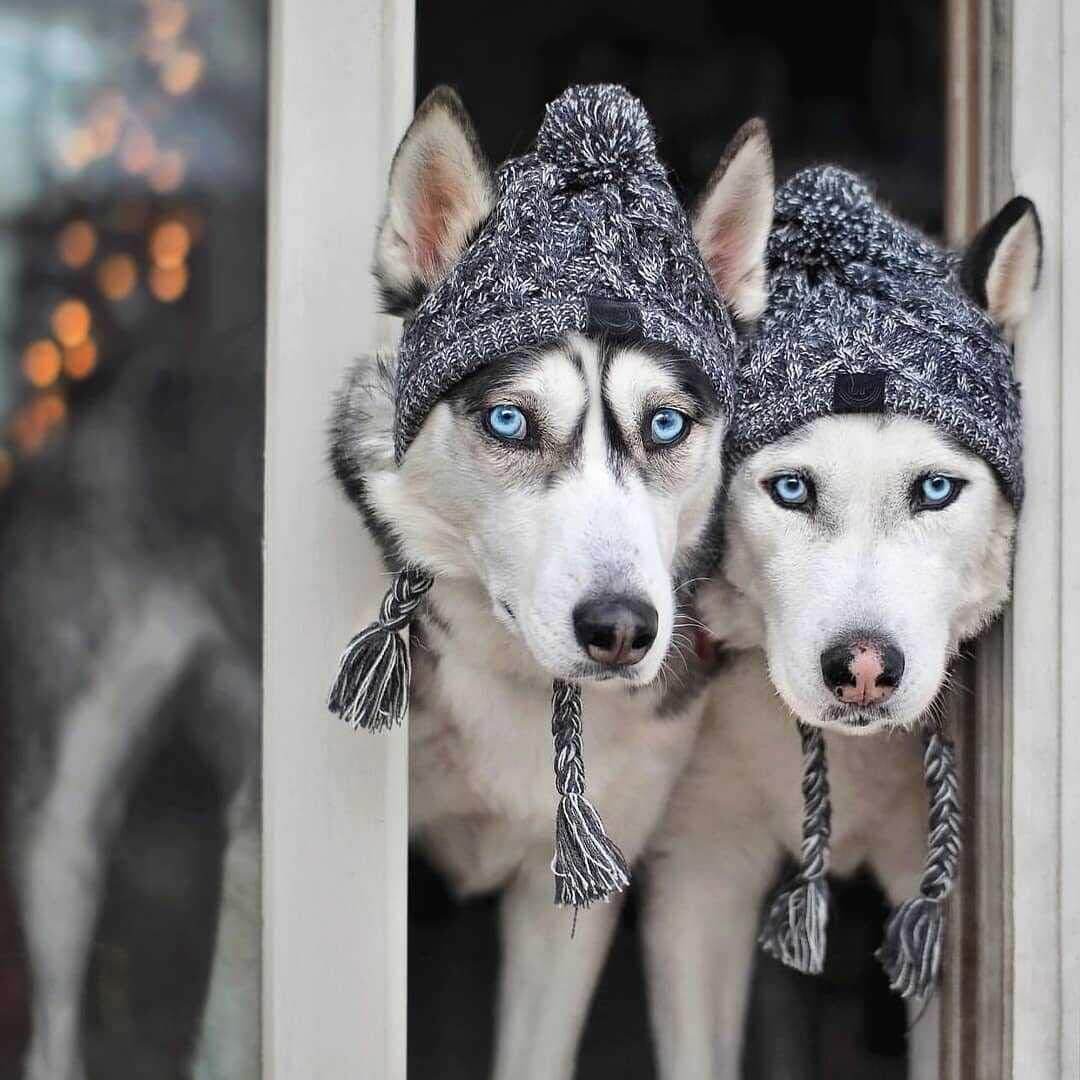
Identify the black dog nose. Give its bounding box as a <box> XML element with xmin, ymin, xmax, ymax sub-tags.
<box><xmin>820</xmin><ymin>636</ymin><xmax>905</xmax><ymax>707</ymax></box>
<box><xmin>573</xmin><ymin>595</ymin><xmax>658</xmax><ymax>668</ymax></box>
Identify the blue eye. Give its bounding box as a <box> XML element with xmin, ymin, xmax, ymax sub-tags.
<box><xmin>917</xmin><ymin>473</ymin><xmax>962</xmax><ymax>510</ymax></box>
<box><xmin>649</xmin><ymin>408</ymin><xmax>688</xmax><ymax>446</ymax></box>
<box><xmin>769</xmin><ymin>473</ymin><xmax>811</xmax><ymax>508</ymax></box>
<box><xmin>487</xmin><ymin>404</ymin><xmax>527</xmax><ymax>441</ymax></box>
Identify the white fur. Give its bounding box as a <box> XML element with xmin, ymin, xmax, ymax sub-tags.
<box><xmin>644</xmin><ymin>414</ymin><xmax>1018</xmax><ymax>1078</ymax></box>
<box><xmin>722</xmin><ymin>415</ymin><xmax>1015</xmax><ymax>735</ymax></box>
<box><xmin>353</xmin><ymin>337</ymin><xmax>725</xmax><ymax>1079</ymax></box>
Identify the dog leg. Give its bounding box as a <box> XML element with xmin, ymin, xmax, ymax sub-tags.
<box><xmin>14</xmin><ymin>590</ymin><xmax>208</xmax><ymax>1080</ymax></box>
<box><xmin>188</xmin><ymin>646</ymin><xmax>261</xmax><ymax>1080</ymax></box>
<box><xmin>643</xmin><ymin>849</ymin><xmax>775</xmax><ymax>1080</ymax></box>
<box><xmin>492</xmin><ymin>853</ymin><xmax>623</xmax><ymax>1080</ymax></box>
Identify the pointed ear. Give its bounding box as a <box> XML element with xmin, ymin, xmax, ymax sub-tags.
<box><xmin>692</xmin><ymin>118</ymin><xmax>775</xmax><ymax>323</ymax></box>
<box><xmin>960</xmin><ymin>196</ymin><xmax>1042</xmax><ymax>333</ymax></box>
<box><xmin>374</xmin><ymin>86</ymin><xmax>495</xmax><ymax>317</ymax></box>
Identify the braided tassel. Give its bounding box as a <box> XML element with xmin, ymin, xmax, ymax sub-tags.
<box><xmin>327</xmin><ymin>567</ymin><xmax>434</xmax><ymax>732</ymax></box>
<box><xmin>759</xmin><ymin>723</ymin><xmax>832</xmax><ymax>974</ymax></box>
<box><xmin>550</xmin><ymin>680</ymin><xmax>631</xmax><ymax>908</ymax></box>
<box><xmin>877</xmin><ymin>727</ymin><xmax>960</xmax><ymax>998</ymax></box>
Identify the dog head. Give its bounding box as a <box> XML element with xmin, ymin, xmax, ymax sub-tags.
<box><xmin>707</xmin><ymin>195</ymin><xmax>1041</xmax><ymax>733</ymax></box>
<box><xmin>333</xmin><ymin>87</ymin><xmax>773</xmax><ymax>686</ymax></box>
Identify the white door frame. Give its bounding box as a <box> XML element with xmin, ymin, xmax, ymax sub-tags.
<box><xmin>263</xmin><ymin>2</ymin><xmax>414</xmax><ymax>1076</ymax></box>
<box><xmin>261</xmin><ymin>1</ymin><xmax>1079</xmax><ymax>1075</ymax></box>
<box><xmin>1006</xmin><ymin>1</ymin><xmax>1080</xmax><ymax>1076</ymax></box>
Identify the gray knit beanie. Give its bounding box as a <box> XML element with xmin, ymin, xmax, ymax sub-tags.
<box><xmin>751</xmin><ymin>167</ymin><xmax>1023</xmax><ymax>998</ymax></box>
<box><xmin>393</xmin><ymin>83</ymin><xmax>736</xmax><ymax>460</ymax></box>
<box><xmin>730</xmin><ymin>165</ymin><xmax>1024</xmax><ymax>506</ymax></box>
<box><xmin>331</xmin><ymin>84</ymin><xmax>738</xmax><ymax>912</ymax></box>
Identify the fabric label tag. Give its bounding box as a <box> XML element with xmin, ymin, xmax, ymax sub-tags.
<box><xmin>833</xmin><ymin>372</ymin><xmax>887</xmax><ymax>413</ymax></box>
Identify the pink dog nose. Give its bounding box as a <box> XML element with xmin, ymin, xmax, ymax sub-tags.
<box><xmin>820</xmin><ymin>638</ymin><xmax>905</xmax><ymax>706</ymax></box>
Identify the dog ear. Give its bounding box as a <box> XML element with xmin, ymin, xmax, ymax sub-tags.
<box><xmin>960</xmin><ymin>196</ymin><xmax>1042</xmax><ymax>333</ymax></box>
<box><xmin>374</xmin><ymin>86</ymin><xmax>495</xmax><ymax>317</ymax></box>
<box><xmin>693</xmin><ymin>118</ymin><xmax>775</xmax><ymax>324</ymax></box>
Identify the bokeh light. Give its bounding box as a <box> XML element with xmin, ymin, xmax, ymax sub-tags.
<box><xmin>64</xmin><ymin>339</ymin><xmax>99</xmax><ymax>380</ymax></box>
<box><xmin>149</xmin><ymin>0</ymin><xmax>190</xmax><ymax>42</ymax></box>
<box><xmin>149</xmin><ymin>264</ymin><xmax>189</xmax><ymax>302</ymax></box>
<box><xmin>120</xmin><ymin>128</ymin><xmax>157</xmax><ymax>175</ymax></box>
<box><xmin>161</xmin><ymin>48</ymin><xmax>204</xmax><ymax>96</ymax></box>
<box><xmin>150</xmin><ymin>220</ymin><xmax>191</xmax><ymax>268</ymax></box>
<box><xmin>22</xmin><ymin>340</ymin><xmax>63</xmax><ymax>388</ymax></box>
<box><xmin>57</xmin><ymin>221</ymin><xmax>97</xmax><ymax>269</ymax></box>
<box><xmin>149</xmin><ymin>149</ymin><xmax>186</xmax><ymax>193</ymax></box>
<box><xmin>97</xmin><ymin>253</ymin><xmax>138</xmax><ymax>301</ymax></box>
<box><xmin>51</xmin><ymin>300</ymin><xmax>92</xmax><ymax>348</ymax></box>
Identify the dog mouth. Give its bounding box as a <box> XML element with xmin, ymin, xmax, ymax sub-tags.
<box><xmin>815</xmin><ymin>701</ymin><xmax>894</xmax><ymax>731</ymax></box>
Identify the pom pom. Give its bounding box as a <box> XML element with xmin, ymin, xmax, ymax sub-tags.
<box><xmin>550</xmin><ymin>680</ymin><xmax>630</xmax><ymax>907</ymax></box>
<box><xmin>759</xmin><ymin>877</ymin><xmax>830</xmax><ymax>975</ymax></box>
<box><xmin>327</xmin><ymin>567</ymin><xmax>434</xmax><ymax>732</ymax></box>
<box><xmin>876</xmin><ymin>896</ymin><xmax>945</xmax><ymax>998</ymax></box>
<box><xmin>534</xmin><ymin>84</ymin><xmax>664</xmax><ymax>188</ymax></box>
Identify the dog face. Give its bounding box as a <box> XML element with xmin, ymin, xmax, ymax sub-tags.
<box><xmin>709</xmin><ymin>195</ymin><xmax>1041</xmax><ymax>734</ymax></box>
<box><xmin>372</xmin><ymin>338</ymin><xmax>726</xmax><ymax>683</ymax></box>
<box><xmin>722</xmin><ymin>415</ymin><xmax>1016</xmax><ymax>732</ymax></box>
<box><xmin>333</xmin><ymin>88</ymin><xmax>774</xmax><ymax>687</ymax></box>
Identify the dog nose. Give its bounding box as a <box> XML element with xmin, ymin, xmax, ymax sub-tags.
<box><xmin>820</xmin><ymin>637</ymin><xmax>905</xmax><ymax>706</ymax></box>
<box><xmin>573</xmin><ymin>595</ymin><xmax>658</xmax><ymax>667</ymax></box>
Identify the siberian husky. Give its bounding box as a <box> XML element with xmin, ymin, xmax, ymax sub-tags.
<box><xmin>3</xmin><ymin>344</ymin><xmax>263</xmax><ymax>1080</ymax></box>
<box><xmin>643</xmin><ymin>189</ymin><xmax>1042</xmax><ymax>1077</ymax></box>
<box><xmin>329</xmin><ymin>88</ymin><xmax>774</xmax><ymax>1079</ymax></box>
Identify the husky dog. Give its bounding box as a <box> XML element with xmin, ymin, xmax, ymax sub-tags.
<box><xmin>329</xmin><ymin>88</ymin><xmax>774</xmax><ymax>1079</ymax></box>
<box><xmin>644</xmin><ymin>177</ymin><xmax>1041</xmax><ymax>1077</ymax></box>
<box><xmin>2</xmin><ymin>345</ymin><xmax>262</xmax><ymax>1080</ymax></box>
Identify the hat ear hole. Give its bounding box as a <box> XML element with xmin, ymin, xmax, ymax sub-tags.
<box><xmin>692</xmin><ymin>118</ymin><xmax>775</xmax><ymax>324</ymax></box>
<box><xmin>375</xmin><ymin>86</ymin><xmax>495</xmax><ymax>317</ymax></box>
<box><xmin>960</xmin><ymin>195</ymin><xmax>1042</xmax><ymax>334</ymax></box>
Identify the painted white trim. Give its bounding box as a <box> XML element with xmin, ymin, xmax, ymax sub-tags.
<box><xmin>263</xmin><ymin>2</ymin><xmax>414</xmax><ymax>1076</ymax></box>
<box><xmin>1007</xmin><ymin>0</ymin><xmax>1079</xmax><ymax>1074</ymax></box>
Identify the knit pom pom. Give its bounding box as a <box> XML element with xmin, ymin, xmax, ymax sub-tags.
<box><xmin>759</xmin><ymin>723</ymin><xmax>832</xmax><ymax>975</ymax></box>
<box><xmin>534</xmin><ymin>84</ymin><xmax>664</xmax><ymax>187</ymax></box>
<box><xmin>327</xmin><ymin>567</ymin><xmax>434</xmax><ymax>733</ymax></box>
<box><xmin>759</xmin><ymin>877</ymin><xmax>830</xmax><ymax>975</ymax></box>
<box><xmin>877</xmin><ymin>896</ymin><xmax>945</xmax><ymax>998</ymax></box>
<box><xmin>550</xmin><ymin>680</ymin><xmax>631</xmax><ymax>907</ymax></box>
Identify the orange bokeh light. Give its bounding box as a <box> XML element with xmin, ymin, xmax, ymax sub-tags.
<box><xmin>149</xmin><ymin>264</ymin><xmax>189</xmax><ymax>303</ymax></box>
<box><xmin>150</xmin><ymin>221</ymin><xmax>191</xmax><ymax>269</ymax></box>
<box><xmin>149</xmin><ymin>0</ymin><xmax>189</xmax><ymax>41</ymax></box>
<box><xmin>97</xmin><ymin>254</ymin><xmax>138</xmax><ymax>301</ymax></box>
<box><xmin>149</xmin><ymin>149</ymin><xmax>186</xmax><ymax>194</ymax></box>
<box><xmin>57</xmin><ymin>221</ymin><xmax>97</xmax><ymax>269</ymax></box>
<box><xmin>22</xmin><ymin>340</ymin><xmax>62</xmax><ymax>388</ymax></box>
<box><xmin>51</xmin><ymin>300</ymin><xmax>92</xmax><ymax>348</ymax></box>
<box><xmin>64</xmin><ymin>339</ymin><xmax>99</xmax><ymax>380</ymax></box>
<box><xmin>34</xmin><ymin>393</ymin><xmax>67</xmax><ymax>430</ymax></box>
<box><xmin>120</xmin><ymin>128</ymin><xmax>157</xmax><ymax>175</ymax></box>
<box><xmin>161</xmin><ymin>48</ymin><xmax>204</xmax><ymax>96</ymax></box>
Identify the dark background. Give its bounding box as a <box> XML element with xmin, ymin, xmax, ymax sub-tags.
<box><xmin>412</xmin><ymin>1</ymin><xmax>944</xmax><ymax>1076</ymax></box>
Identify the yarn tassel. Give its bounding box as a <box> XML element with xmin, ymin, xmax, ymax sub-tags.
<box><xmin>327</xmin><ymin>567</ymin><xmax>434</xmax><ymax>732</ymax></box>
<box><xmin>877</xmin><ymin>727</ymin><xmax>960</xmax><ymax>998</ymax></box>
<box><xmin>550</xmin><ymin>680</ymin><xmax>631</xmax><ymax>908</ymax></box>
<box><xmin>759</xmin><ymin>722</ymin><xmax>832</xmax><ymax>974</ymax></box>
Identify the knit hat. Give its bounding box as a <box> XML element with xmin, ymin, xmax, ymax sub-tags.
<box><xmin>730</xmin><ymin>165</ymin><xmax>1024</xmax><ymax>507</ymax></box>
<box><xmin>329</xmin><ymin>85</ymin><xmax>738</xmax><ymax>910</ymax></box>
<box><xmin>749</xmin><ymin>167</ymin><xmax>1026</xmax><ymax>998</ymax></box>
<box><xmin>393</xmin><ymin>84</ymin><xmax>736</xmax><ymax>459</ymax></box>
